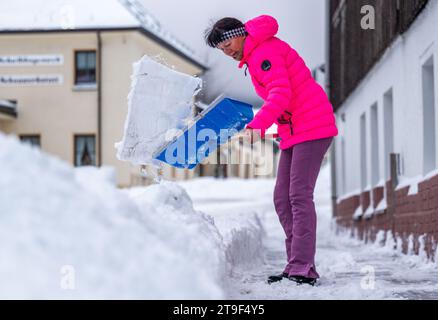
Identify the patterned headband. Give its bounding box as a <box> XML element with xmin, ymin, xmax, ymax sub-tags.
<box><xmin>215</xmin><ymin>27</ymin><xmax>247</xmax><ymax>47</ymax></box>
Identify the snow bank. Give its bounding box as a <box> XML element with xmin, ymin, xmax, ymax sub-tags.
<box><xmin>115</xmin><ymin>55</ymin><xmax>202</xmax><ymax>166</ymax></box>
<box><xmin>126</xmin><ymin>183</ymin><xmax>227</xmax><ymax>283</ymax></box>
<box><xmin>326</xmin><ymin>157</ymin><xmax>433</xmax><ymax>267</ymax></box>
<box><xmin>178</xmin><ymin>178</ymin><xmax>273</xmax><ymax>271</ymax></box>
<box><xmin>210</xmin><ymin>211</ymin><xmax>265</xmax><ymax>270</ymax></box>
<box><xmin>0</xmin><ymin>133</ymin><xmax>225</xmax><ymax>299</ymax></box>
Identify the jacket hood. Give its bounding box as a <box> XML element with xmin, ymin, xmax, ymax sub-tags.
<box><xmin>239</xmin><ymin>15</ymin><xmax>279</xmax><ymax>68</ymax></box>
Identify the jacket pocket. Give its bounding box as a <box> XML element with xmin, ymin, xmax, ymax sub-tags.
<box><xmin>277</xmin><ymin>111</ymin><xmax>293</xmax><ymax>135</ymax></box>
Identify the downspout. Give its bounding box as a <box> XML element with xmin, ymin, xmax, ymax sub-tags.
<box><xmin>325</xmin><ymin>0</ymin><xmax>338</xmax><ymax>218</ymax></box>
<box><xmin>97</xmin><ymin>31</ymin><xmax>102</xmax><ymax>167</ymax></box>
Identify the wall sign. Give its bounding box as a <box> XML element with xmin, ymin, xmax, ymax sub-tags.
<box><xmin>0</xmin><ymin>75</ymin><xmax>63</xmax><ymax>86</ymax></box>
<box><xmin>0</xmin><ymin>55</ymin><xmax>64</xmax><ymax>66</ymax></box>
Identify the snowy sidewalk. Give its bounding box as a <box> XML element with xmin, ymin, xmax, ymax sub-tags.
<box><xmin>181</xmin><ymin>165</ymin><xmax>438</xmax><ymax>300</ymax></box>
<box><xmin>2</xmin><ymin>131</ymin><xmax>437</xmax><ymax>299</ymax></box>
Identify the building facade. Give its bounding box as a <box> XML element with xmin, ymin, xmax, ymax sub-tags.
<box><xmin>0</xmin><ymin>0</ymin><xmax>209</xmax><ymax>187</ymax></box>
<box><xmin>0</xmin><ymin>0</ymin><xmax>283</xmax><ymax>186</ymax></box>
<box><xmin>328</xmin><ymin>0</ymin><xmax>438</xmax><ymax>259</ymax></box>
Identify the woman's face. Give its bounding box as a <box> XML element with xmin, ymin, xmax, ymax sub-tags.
<box><xmin>217</xmin><ymin>36</ymin><xmax>246</xmax><ymax>61</ymax></box>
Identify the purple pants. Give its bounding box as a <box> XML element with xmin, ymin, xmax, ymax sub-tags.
<box><xmin>274</xmin><ymin>137</ymin><xmax>333</xmax><ymax>279</ymax></box>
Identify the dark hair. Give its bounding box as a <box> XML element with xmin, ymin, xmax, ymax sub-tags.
<box><xmin>204</xmin><ymin>17</ymin><xmax>244</xmax><ymax>47</ymax></box>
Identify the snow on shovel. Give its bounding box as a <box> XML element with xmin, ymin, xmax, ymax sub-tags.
<box><xmin>115</xmin><ymin>55</ymin><xmax>202</xmax><ymax>166</ymax></box>
<box><xmin>115</xmin><ymin>55</ymin><xmax>253</xmax><ymax>173</ymax></box>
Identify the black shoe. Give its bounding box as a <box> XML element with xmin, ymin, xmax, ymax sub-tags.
<box><xmin>267</xmin><ymin>272</ymin><xmax>288</xmax><ymax>284</ymax></box>
<box><xmin>288</xmin><ymin>275</ymin><xmax>317</xmax><ymax>286</ymax></box>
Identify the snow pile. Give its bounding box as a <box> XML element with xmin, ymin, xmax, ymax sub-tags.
<box><xmin>115</xmin><ymin>55</ymin><xmax>202</xmax><ymax>166</ymax></box>
<box><xmin>214</xmin><ymin>212</ymin><xmax>265</xmax><ymax>269</ymax></box>
<box><xmin>179</xmin><ymin>178</ymin><xmax>273</xmax><ymax>271</ymax></box>
<box><xmin>126</xmin><ymin>184</ymin><xmax>227</xmax><ymax>283</ymax></box>
<box><xmin>0</xmin><ymin>133</ymin><xmax>225</xmax><ymax>299</ymax></box>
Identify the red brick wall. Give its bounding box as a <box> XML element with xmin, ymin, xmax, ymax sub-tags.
<box><xmin>335</xmin><ymin>195</ymin><xmax>360</xmax><ymax>231</ymax></box>
<box><xmin>372</xmin><ymin>187</ymin><xmax>384</xmax><ymax>209</ymax></box>
<box><xmin>335</xmin><ymin>173</ymin><xmax>438</xmax><ymax>260</ymax></box>
<box><xmin>361</xmin><ymin>191</ymin><xmax>370</xmax><ymax>212</ymax></box>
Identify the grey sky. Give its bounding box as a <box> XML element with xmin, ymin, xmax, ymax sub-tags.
<box><xmin>140</xmin><ymin>0</ymin><xmax>327</xmax><ymax>106</ymax></box>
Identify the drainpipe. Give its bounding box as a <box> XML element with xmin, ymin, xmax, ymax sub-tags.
<box><xmin>97</xmin><ymin>31</ymin><xmax>102</xmax><ymax>167</ymax></box>
<box><xmin>325</xmin><ymin>0</ymin><xmax>338</xmax><ymax>218</ymax></box>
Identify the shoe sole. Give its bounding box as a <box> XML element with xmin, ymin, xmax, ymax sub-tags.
<box><xmin>288</xmin><ymin>277</ymin><xmax>317</xmax><ymax>287</ymax></box>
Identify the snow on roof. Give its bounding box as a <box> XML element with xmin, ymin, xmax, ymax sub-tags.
<box><xmin>120</xmin><ymin>0</ymin><xmax>205</xmax><ymax>66</ymax></box>
<box><xmin>0</xmin><ymin>0</ymin><xmax>139</xmax><ymax>30</ymax></box>
<box><xmin>0</xmin><ymin>0</ymin><xmax>206</xmax><ymax>68</ymax></box>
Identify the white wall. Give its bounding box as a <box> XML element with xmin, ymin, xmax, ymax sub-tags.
<box><xmin>335</xmin><ymin>0</ymin><xmax>438</xmax><ymax>198</ymax></box>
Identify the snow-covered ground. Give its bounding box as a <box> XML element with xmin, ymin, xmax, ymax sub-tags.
<box><xmin>0</xmin><ymin>133</ymin><xmax>225</xmax><ymax>299</ymax></box>
<box><xmin>180</xmin><ymin>163</ymin><xmax>438</xmax><ymax>300</ymax></box>
<box><xmin>1</xmin><ymin>132</ymin><xmax>438</xmax><ymax>299</ymax></box>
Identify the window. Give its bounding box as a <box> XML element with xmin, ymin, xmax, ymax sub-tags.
<box><xmin>19</xmin><ymin>135</ymin><xmax>40</xmax><ymax>147</ymax></box>
<box><xmin>74</xmin><ymin>51</ymin><xmax>96</xmax><ymax>85</ymax></box>
<box><xmin>383</xmin><ymin>88</ymin><xmax>394</xmax><ymax>181</ymax></box>
<box><xmin>360</xmin><ymin>113</ymin><xmax>368</xmax><ymax>191</ymax></box>
<box><xmin>422</xmin><ymin>55</ymin><xmax>436</xmax><ymax>175</ymax></box>
<box><xmin>74</xmin><ymin>135</ymin><xmax>96</xmax><ymax>167</ymax></box>
<box><xmin>341</xmin><ymin>137</ymin><xmax>347</xmax><ymax>195</ymax></box>
<box><xmin>370</xmin><ymin>103</ymin><xmax>380</xmax><ymax>187</ymax></box>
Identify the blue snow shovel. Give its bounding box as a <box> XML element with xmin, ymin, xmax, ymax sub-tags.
<box><xmin>153</xmin><ymin>97</ymin><xmax>254</xmax><ymax>169</ymax></box>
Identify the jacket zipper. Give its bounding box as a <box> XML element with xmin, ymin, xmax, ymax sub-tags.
<box><xmin>288</xmin><ymin>118</ymin><xmax>294</xmax><ymax>135</ymax></box>
<box><xmin>285</xmin><ymin>111</ymin><xmax>293</xmax><ymax>135</ymax></box>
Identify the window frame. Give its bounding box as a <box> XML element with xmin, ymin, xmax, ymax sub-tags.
<box><xmin>19</xmin><ymin>134</ymin><xmax>41</xmax><ymax>148</ymax></box>
<box><xmin>73</xmin><ymin>134</ymin><xmax>97</xmax><ymax>167</ymax></box>
<box><xmin>74</xmin><ymin>50</ymin><xmax>97</xmax><ymax>85</ymax></box>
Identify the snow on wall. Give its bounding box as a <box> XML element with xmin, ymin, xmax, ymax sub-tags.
<box><xmin>334</xmin><ymin>0</ymin><xmax>438</xmax><ymax>198</ymax></box>
<box><xmin>0</xmin><ymin>133</ymin><xmax>226</xmax><ymax>299</ymax></box>
<box><xmin>334</xmin><ymin>226</ymin><xmax>438</xmax><ymax>270</ymax></box>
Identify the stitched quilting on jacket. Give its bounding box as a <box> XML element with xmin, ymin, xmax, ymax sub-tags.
<box><xmin>241</xmin><ymin>15</ymin><xmax>338</xmax><ymax>150</ymax></box>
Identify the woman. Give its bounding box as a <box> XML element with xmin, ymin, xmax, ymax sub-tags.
<box><xmin>205</xmin><ymin>15</ymin><xmax>338</xmax><ymax>286</ymax></box>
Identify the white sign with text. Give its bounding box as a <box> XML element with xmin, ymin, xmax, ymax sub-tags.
<box><xmin>0</xmin><ymin>74</ymin><xmax>64</xmax><ymax>86</ymax></box>
<box><xmin>0</xmin><ymin>55</ymin><xmax>64</xmax><ymax>66</ymax></box>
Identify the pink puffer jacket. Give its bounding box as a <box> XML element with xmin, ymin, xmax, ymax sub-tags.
<box><xmin>241</xmin><ymin>15</ymin><xmax>338</xmax><ymax>150</ymax></box>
